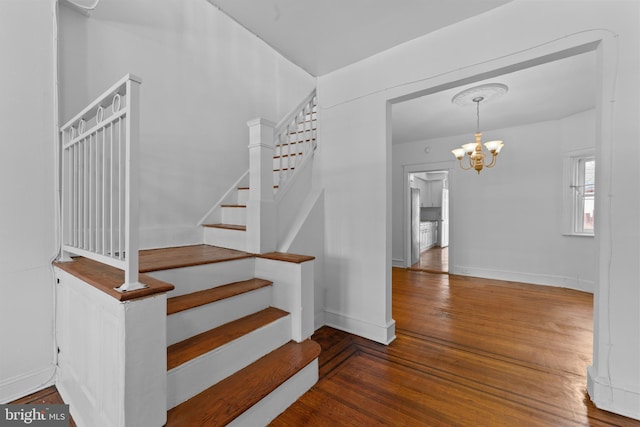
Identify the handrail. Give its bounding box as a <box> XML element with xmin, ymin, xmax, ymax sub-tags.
<box><xmin>59</xmin><ymin>74</ymin><xmax>144</xmax><ymax>292</ymax></box>
<box><xmin>273</xmin><ymin>89</ymin><xmax>317</xmax><ymax>191</ymax></box>
<box><xmin>275</xmin><ymin>89</ymin><xmax>317</xmax><ymax>131</ymax></box>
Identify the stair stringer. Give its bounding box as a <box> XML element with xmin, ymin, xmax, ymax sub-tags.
<box><xmin>274</xmin><ymin>148</ymin><xmax>315</xmax><ymax>246</ymax></box>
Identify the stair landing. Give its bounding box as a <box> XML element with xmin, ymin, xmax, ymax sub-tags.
<box><xmin>53</xmin><ymin>245</ymin><xmax>252</xmax><ymax>301</ymax></box>
<box><xmin>140</xmin><ymin>244</ymin><xmax>252</xmax><ymax>273</ymax></box>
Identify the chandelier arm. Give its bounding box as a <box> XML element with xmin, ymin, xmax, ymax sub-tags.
<box><xmin>484</xmin><ymin>153</ymin><xmax>498</xmax><ymax>168</ymax></box>
<box><xmin>458</xmin><ymin>158</ymin><xmax>473</xmax><ymax>171</ymax></box>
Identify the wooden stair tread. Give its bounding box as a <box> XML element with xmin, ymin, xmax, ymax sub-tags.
<box><xmin>53</xmin><ymin>257</ymin><xmax>174</xmax><ymax>302</ymax></box>
<box><xmin>167</xmin><ymin>307</ymin><xmax>288</xmax><ymax>370</ymax></box>
<box><xmin>167</xmin><ymin>278</ymin><xmax>272</xmax><ymax>315</ymax></box>
<box><xmin>237</xmin><ymin>186</ymin><xmax>279</xmax><ymax>190</ymax></box>
<box><xmin>166</xmin><ymin>339</ymin><xmax>320</xmax><ymax>426</ymax></box>
<box><xmin>202</xmin><ymin>223</ymin><xmax>246</xmax><ymax>231</ymax></box>
<box><xmin>273</xmin><ymin>153</ymin><xmax>302</xmax><ymax>159</ymax></box>
<box><xmin>258</xmin><ymin>252</ymin><xmax>315</xmax><ymax>264</ymax></box>
<box><xmin>139</xmin><ymin>244</ymin><xmax>251</xmax><ymax>273</ymax></box>
<box><xmin>276</xmin><ymin>138</ymin><xmax>316</xmax><ymax>147</ymax></box>
<box><xmin>289</xmin><ymin>127</ymin><xmax>317</xmax><ymax>135</ymax></box>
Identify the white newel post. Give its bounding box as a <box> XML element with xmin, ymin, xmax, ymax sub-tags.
<box><xmin>255</xmin><ymin>257</ymin><xmax>315</xmax><ymax>342</ymax></box>
<box><xmin>246</xmin><ymin>118</ymin><xmax>277</xmax><ymax>254</ymax></box>
<box><xmin>117</xmin><ymin>77</ymin><xmax>144</xmax><ymax>292</ymax></box>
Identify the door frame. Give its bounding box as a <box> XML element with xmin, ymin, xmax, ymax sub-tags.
<box><xmin>403</xmin><ymin>161</ymin><xmax>454</xmax><ymax>269</ymax></box>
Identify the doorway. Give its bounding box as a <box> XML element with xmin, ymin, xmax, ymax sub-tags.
<box><xmin>408</xmin><ymin>170</ymin><xmax>449</xmax><ymax>274</ymax></box>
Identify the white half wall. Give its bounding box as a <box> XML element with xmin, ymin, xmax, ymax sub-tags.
<box><xmin>393</xmin><ymin>111</ymin><xmax>597</xmax><ymax>293</ymax></box>
<box><xmin>0</xmin><ymin>0</ymin><xmax>57</xmax><ymax>403</ymax></box>
<box><xmin>55</xmin><ymin>269</ymin><xmax>167</xmax><ymax>427</ymax></box>
<box><xmin>317</xmin><ymin>0</ymin><xmax>639</xmax><ymax>419</ymax></box>
<box><xmin>58</xmin><ymin>0</ymin><xmax>316</xmax><ymax>249</ymax></box>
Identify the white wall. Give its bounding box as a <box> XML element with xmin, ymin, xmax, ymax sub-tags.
<box><xmin>0</xmin><ymin>0</ymin><xmax>57</xmax><ymax>402</ymax></box>
<box><xmin>317</xmin><ymin>0</ymin><xmax>639</xmax><ymax>419</ymax></box>
<box><xmin>393</xmin><ymin>110</ymin><xmax>596</xmax><ymax>292</ymax></box>
<box><xmin>58</xmin><ymin>0</ymin><xmax>316</xmax><ymax>249</ymax></box>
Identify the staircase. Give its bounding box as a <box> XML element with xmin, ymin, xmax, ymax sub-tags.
<box><xmin>55</xmin><ymin>76</ymin><xmax>319</xmax><ymax>426</ymax></box>
<box><xmin>159</xmin><ymin>92</ymin><xmax>319</xmax><ymax>425</ymax></box>
<box><xmin>127</xmin><ymin>246</ymin><xmax>317</xmax><ymax>425</ymax></box>
<box><xmin>201</xmin><ymin>91</ymin><xmax>317</xmax><ymax>253</ymax></box>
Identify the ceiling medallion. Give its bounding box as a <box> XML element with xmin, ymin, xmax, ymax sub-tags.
<box><xmin>451</xmin><ymin>83</ymin><xmax>509</xmax><ymax>107</ymax></box>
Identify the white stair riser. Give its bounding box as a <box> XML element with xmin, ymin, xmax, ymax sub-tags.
<box><xmin>221</xmin><ymin>206</ymin><xmax>247</xmax><ymax>226</ymax></box>
<box><xmin>167</xmin><ymin>286</ymin><xmax>272</xmax><ymax>345</ymax></box>
<box><xmin>203</xmin><ymin>226</ymin><xmax>246</xmax><ymax>252</ymax></box>
<box><xmin>237</xmin><ymin>189</ymin><xmax>250</xmax><ymax>205</ymax></box>
<box><xmin>147</xmin><ymin>258</ymin><xmax>255</xmax><ymax>298</ymax></box>
<box><xmin>167</xmin><ymin>315</ymin><xmax>292</xmax><ymax>409</ymax></box>
<box><xmin>229</xmin><ymin>359</ymin><xmax>319</xmax><ymax>427</ymax></box>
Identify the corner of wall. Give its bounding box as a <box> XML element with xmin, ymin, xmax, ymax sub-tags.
<box><xmin>588</xmin><ymin>365</ymin><xmax>640</xmax><ymax>421</ymax></box>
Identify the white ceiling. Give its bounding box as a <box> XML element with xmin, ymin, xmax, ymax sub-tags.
<box><xmin>392</xmin><ymin>50</ymin><xmax>597</xmax><ymax>144</ymax></box>
<box><xmin>205</xmin><ymin>0</ymin><xmax>597</xmax><ymax>144</ymax></box>
<box><xmin>206</xmin><ymin>0</ymin><xmax>513</xmax><ymax>76</ymax></box>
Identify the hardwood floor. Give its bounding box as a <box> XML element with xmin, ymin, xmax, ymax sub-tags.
<box><xmin>12</xmin><ymin>268</ymin><xmax>640</xmax><ymax>426</ymax></box>
<box><xmin>9</xmin><ymin>386</ymin><xmax>77</xmax><ymax>427</ymax></box>
<box><xmin>410</xmin><ymin>246</ymin><xmax>448</xmax><ymax>273</ymax></box>
<box><xmin>271</xmin><ymin>268</ymin><xmax>640</xmax><ymax>426</ymax></box>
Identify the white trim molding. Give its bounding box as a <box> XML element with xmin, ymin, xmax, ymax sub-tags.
<box><xmin>324</xmin><ymin>309</ymin><xmax>396</xmax><ymax>345</ymax></box>
<box><xmin>450</xmin><ymin>265</ymin><xmax>594</xmax><ymax>293</ymax></box>
<box><xmin>0</xmin><ymin>365</ymin><xmax>56</xmax><ymax>404</ymax></box>
<box><xmin>588</xmin><ymin>366</ymin><xmax>640</xmax><ymax>421</ymax></box>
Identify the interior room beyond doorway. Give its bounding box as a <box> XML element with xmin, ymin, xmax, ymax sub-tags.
<box><xmin>409</xmin><ymin>171</ymin><xmax>449</xmax><ymax>274</ymax></box>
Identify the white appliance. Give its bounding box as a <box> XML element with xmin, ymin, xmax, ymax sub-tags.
<box><xmin>440</xmin><ymin>188</ymin><xmax>449</xmax><ymax>247</ymax></box>
<box><xmin>411</xmin><ymin>188</ymin><xmax>420</xmax><ymax>265</ymax></box>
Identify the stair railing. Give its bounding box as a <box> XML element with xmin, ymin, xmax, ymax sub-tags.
<box><xmin>273</xmin><ymin>89</ymin><xmax>317</xmax><ymax>192</ymax></box>
<box><xmin>58</xmin><ymin>74</ymin><xmax>145</xmax><ymax>292</ymax></box>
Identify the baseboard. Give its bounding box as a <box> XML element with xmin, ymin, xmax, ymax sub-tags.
<box><xmin>392</xmin><ymin>258</ymin><xmax>405</xmax><ymax>268</ymax></box>
<box><xmin>588</xmin><ymin>366</ymin><xmax>640</xmax><ymax>421</ymax></box>
<box><xmin>0</xmin><ymin>364</ymin><xmax>56</xmax><ymax>403</ymax></box>
<box><xmin>450</xmin><ymin>265</ymin><xmax>594</xmax><ymax>293</ymax></box>
<box><xmin>324</xmin><ymin>309</ymin><xmax>396</xmax><ymax>345</ymax></box>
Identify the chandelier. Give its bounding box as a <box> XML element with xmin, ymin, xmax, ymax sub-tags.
<box><xmin>451</xmin><ymin>84</ymin><xmax>506</xmax><ymax>174</ymax></box>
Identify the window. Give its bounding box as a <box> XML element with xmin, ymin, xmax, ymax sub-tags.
<box><xmin>563</xmin><ymin>151</ymin><xmax>595</xmax><ymax>236</ymax></box>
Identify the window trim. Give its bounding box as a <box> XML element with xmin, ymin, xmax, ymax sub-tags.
<box><xmin>562</xmin><ymin>149</ymin><xmax>595</xmax><ymax>237</ymax></box>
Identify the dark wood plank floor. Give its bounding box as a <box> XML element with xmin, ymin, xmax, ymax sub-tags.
<box><xmin>271</xmin><ymin>268</ymin><xmax>640</xmax><ymax>426</ymax></box>
<box><xmin>410</xmin><ymin>246</ymin><xmax>448</xmax><ymax>273</ymax></box>
<box><xmin>12</xmin><ymin>268</ymin><xmax>640</xmax><ymax>426</ymax></box>
<box><xmin>9</xmin><ymin>386</ymin><xmax>77</xmax><ymax>427</ymax></box>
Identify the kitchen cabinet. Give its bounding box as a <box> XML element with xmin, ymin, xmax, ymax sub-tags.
<box><xmin>424</xmin><ymin>180</ymin><xmax>443</xmax><ymax>207</ymax></box>
<box><xmin>419</xmin><ymin>221</ymin><xmax>438</xmax><ymax>252</ymax></box>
